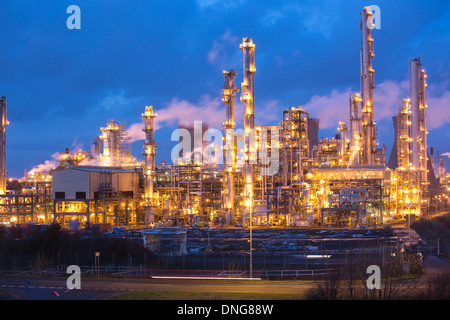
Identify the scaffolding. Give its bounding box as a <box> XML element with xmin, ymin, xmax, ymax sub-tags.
<box><xmin>280</xmin><ymin>107</ymin><xmax>309</xmax><ymax>186</ymax></box>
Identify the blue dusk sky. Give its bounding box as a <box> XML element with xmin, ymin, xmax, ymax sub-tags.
<box><xmin>1</xmin><ymin>0</ymin><xmax>449</xmax><ymax>178</ymax></box>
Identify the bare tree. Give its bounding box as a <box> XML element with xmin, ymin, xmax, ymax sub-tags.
<box><xmin>358</xmin><ymin>244</ymin><xmax>422</xmax><ymax>300</ymax></box>
<box><xmin>306</xmin><ymin>243</ymin><xmax>423</xmax><ymax>300</ymax></box>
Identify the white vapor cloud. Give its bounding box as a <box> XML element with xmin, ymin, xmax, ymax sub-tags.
<box><xmin>27</xmin><ymin>140</ymin><xmax>87</xmax><ymax>175</ymax></box>
<box><xmin>126</xmin><ymin>122</ymin><xmax>146</xmax><ymax>142</ymax></box>
<box><xmin>28</xmin><ymin>152</ymin><xmax>61</xmax><ymax>176</ymax></box>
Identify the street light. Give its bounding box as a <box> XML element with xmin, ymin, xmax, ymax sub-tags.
<box><xmin>407</xmin><ymin>203</ymin><xmax>413</xmax><ymax>244</ymax></box>
<box><xmin>247</xmin><ymin>192</ymin><xmax>253</xmax><ymax>279</ymax></box>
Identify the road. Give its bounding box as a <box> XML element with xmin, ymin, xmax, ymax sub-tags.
<box><xmin>0</xmin><ymin>276</ymin><xmax>314</xmax><ymax>300</ymax></box>
<box><xmin>1</xmin><ymin>254</ymin><xmax>448</xmax><ymax>300</ymax></box>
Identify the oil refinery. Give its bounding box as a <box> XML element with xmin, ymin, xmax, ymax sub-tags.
<box><xmin>0</xmin><ymin>7</ymin><xmax>449</xmax><ymax>230</ymax></box>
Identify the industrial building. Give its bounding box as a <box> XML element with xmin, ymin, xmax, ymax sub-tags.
<box><xmin>0</xmin><ymin>7</ymin><xmax>449</xmax><ymax>228</ymax></box>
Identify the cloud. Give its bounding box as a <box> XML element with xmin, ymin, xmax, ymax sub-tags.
<box><xmin>207</xmin><ymin>41</ymin><xmax>222</xmax><ymax>64</ymax></box>
<box><xmin>303</xmin><ymin>88</ymin><xmax>353</xmax><ymax>128</ymax></box>
<box><xmin>196</xmin><ymin>0</ymin><xmax>245</xmax><ymax>10</ymax></box>
<box><xmin>154</xmin><ymin>95</ymin><xmax>225</xmax><ymax>130</ymax></box>
<box><xmin>373</xmin><ymin>80</ymin><xmax>409</xmax><ymax>119</ymax></box>
<box><xmin>256</xmin><ymin>99</ymin><xmax>281</xmax><ymax>124</ymax></box>
<box><xmin>151</xmin><ymin>95</ymin><xmax>282</xmax><ymax>132</ymax></box>
<box><xmin>427</xmin><ymin>91</ymin><xmax>450</xmax><ymax>129</ymax></box>
<box><xmin>207</xmin><ymin>30</ymin><xmax>239</xmax><ymax>64</ymax></box>
<box><xmin>94</xmin><ymin>89</ymin><xmax>142</xmax><ymax>112</ymax></box>
<box><xmin>302</xmin><ymin>79</ymin><xmax>450</xmax><ymax>130</ymax></box>
<box><xmin>260</xmin><ymin>1</ymin><xmax>340</xmax><ymax>38</ymax></box>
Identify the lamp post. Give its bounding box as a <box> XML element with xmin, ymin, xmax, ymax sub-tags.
<box><xmin>407</xmin><ymin>203</ymin><xmax>413</xmax><ymax>244</ymax></box>
<box><xmin>246</xmin><ymin>192</ymin><xmax>253</xmax><ymax>279</ymax></box>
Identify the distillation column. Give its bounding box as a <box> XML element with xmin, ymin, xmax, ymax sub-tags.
<box><xmin>409</xmin><ymin>58</ymin><xmax>429</xmax><ymax>210</ymax></box>
<box><xmin>240</xmin><ymin>37</ymin><xmax>256</xmax><ymax>220</ymax></box>
<box><xmin>349</xmin><ymin>93</ymin><xmax>362</xmax><ymax>165</ymax></box>
<box><xmin>0</xmin><ymin>96</ymin><xmax>7</xmax><ymax>194</ymax></box>
<box><xmin>100</xmin><ymin>121</ymin><xmax>122</xmax><ymax>167</ymax></box>
<box><xmin>338</xmin><ymin>122</ymin><xmax>348</xmax><ymax>163</ymax></box>
<box><xmin>397</xmin><ymin>99</ymin><xmax>413</xmax><ymax>169</ymax></box>
<box><xmin>142</xmin><ymin>106</ymin><xmax>157</xmax><ymax>224</ymax></box>
<box><xmin>360</xmin><ymin>7</ymin><xmax>376</xmax><ymax>165</ymax></box>
<box><xmin>222</xmin><ymin>69</ymin><xmax>239</xmax><ymax>224</ymax></box>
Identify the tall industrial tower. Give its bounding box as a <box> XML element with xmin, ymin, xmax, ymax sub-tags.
<box><xmin>222</xmin><ymin>69</ymin><xmax>239</xmax><ymax>224</ymax></box>
<box><xmin>0</xmin><ymin>96</ymin><xmax>7</xmax><ymax>194</ymax></box>
<box><xmin>240</xmin><ymin>37</ymin><xmax>256</xmax><ymax>216</ymax></box>
<box><xmin>409</xmin><ymin>58</ymin><xmax>429</xmax><ymax>201</ymax></box>
<box><xmin>142</xmin><ymin>106</ymin><xmax>157</xmax><ymax>223</ymax></box>
<box><xmin>100</xmin><ymin>121</ymin><xmax>122</xmax><ymax>167</ymax></box>
<box><xmin>338</xmin><ymin>121</ymin><xmax>348</xmax><ymax>162</ymax></box>
<box><xmin>349</xmin><ymin>93</ymin><xmax>362</xmax><ymax>165</ymax></box>
<box><xmin>360</xmin><ymin>7</ymin><xmax>376</xmax><ymax>165</ymax></box>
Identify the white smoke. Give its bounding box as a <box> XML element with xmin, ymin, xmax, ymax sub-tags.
<box><xmin>126</xmin><ymin>122</ymin><xmax>146</xmax><ymax>142</ymax></box>
<box><xmin>78</xmin><ymin>154</ymin><xmax>101</xmax><ymax>166</ymax></box>
<box><xmin>28</xmin><ymin>152</ymin><xmax>62</xmax><ymax>176</ymax></box>
<box><xmin>347</xmin><ymin>146</ymin><xmax>360</xmax><ymax>168</ymax></box>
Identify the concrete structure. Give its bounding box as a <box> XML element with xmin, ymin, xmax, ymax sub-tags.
<box><xmin>51</xmin><ymin>166</ymin><xmax>140</xmax><ymax>226</ymax></box>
